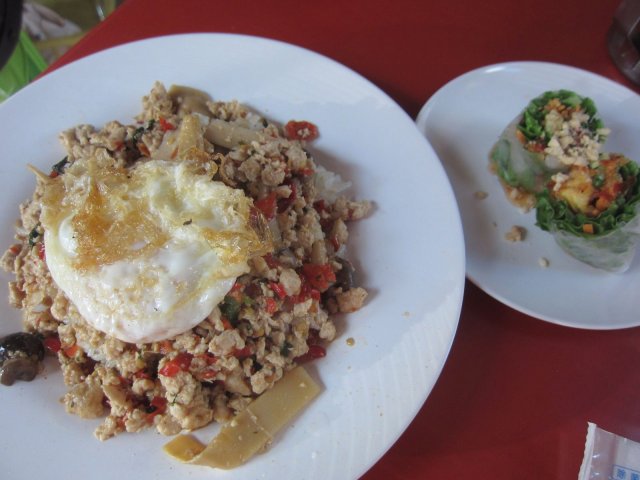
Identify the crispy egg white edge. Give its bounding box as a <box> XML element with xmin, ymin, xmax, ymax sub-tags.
<box><xmin>43</xmin><ymin>160</ymin><xmax>253</xmax><ymax>344</ymax></box>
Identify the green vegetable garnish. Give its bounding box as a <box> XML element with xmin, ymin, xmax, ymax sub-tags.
<box><xmin>280</xmin><ymin>341</ymin><xmax>293</xmax><ymax>357</ymax></box>
<box><xmin>536</xmin><ymin>165</ymin><xmax>640</xmax><ymax>237</ymax></box>
<box><xmin>535</xmin><ymin>159</ymin><xmax>640</xmax><ymax>271</ymax></box>
<box><xmin>131</xmin><ymin>119</ymin><xmax>156</xmax><ymax>143</ymax></box>
<box><xmin>490</xmin><ymin>90</ymin><xmax>607</xmax><ymax>195</ymax></box>
<box><xmin>592</xmin><ymin>173</ymin><xmax>605</xmax><ymax>189</ymax></box>
<box><xmin>51</xmin><ymin>156</ymin><xmax>69</xmax><ymax>176</ymax></box>
<box><xmin>28</xmin><ymin>226</ymin><xmax>40</xmax><ymax>246</ymax></box>
<box><xmin>219</xmin><ymin>296</ymin><xmax>241</xmax><ymax>325</ymax></box>
<box><xmin>516</xmin><ymin>90</ymin><xmax>603</xmax><ymax>142</ymax></box>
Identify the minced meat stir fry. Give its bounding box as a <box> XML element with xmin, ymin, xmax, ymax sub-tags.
<box><xmin>0</xmin><ymin>82</ymin><xmax>370</xmax><ymax>440</ymax></box>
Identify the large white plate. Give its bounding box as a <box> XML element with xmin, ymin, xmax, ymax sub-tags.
<box><xmin>0</xmin><ymin>34</ymin><xmax>465</xmax><ymax>479</ymax></box>
<box><xmin>416</xmin><ymin>61</ymin><xmax>640</xmax><ymax>330</ymax></box>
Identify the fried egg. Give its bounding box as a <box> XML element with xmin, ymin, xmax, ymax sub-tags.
<box><xmin>40</xmin><ymin>157</ymin><xmax>270</xmax><ymax>344</ymax></box>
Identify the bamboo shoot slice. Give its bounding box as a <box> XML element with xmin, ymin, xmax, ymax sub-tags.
<box><xmin>205</xmin><ymin>119</ymin><xmax>261</xmax><ymax>149</ymax></box>
<box><xmin>176</xmin><ymin>114</ymin><xmax>205</xmax><ymax>159</ymax></box>
<box><xmin>163</xmin><ymin>366</ymin><xmax>321</xmax><ymax>469</ymax></box>
<box><xmin>168</xmin><ymin>85</ymin><xmax>212</xmax><ymax>117</ymax></box>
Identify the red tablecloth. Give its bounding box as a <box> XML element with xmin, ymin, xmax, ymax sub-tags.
<box><xmin>47</xmin><ymin>0</ymin><xmax>640</xmax><ymax>478</ymax></box>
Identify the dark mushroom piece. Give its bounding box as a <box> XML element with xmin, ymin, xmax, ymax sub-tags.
<box><xmin>333</xmin><ymin>257</ymin><xmax>355</xmax><ymax>290</ymax></box>
<box><xmin>0</xmin><ymin>332</ymin><xmax>44</xmax><ymax>386</ymax></box>
<box><xmin>1</xmin><ymin>357</ymin><xmax>40</xmax><ymax>386</ymax></box>
<box><xmin>143</xmin><ymin>352</ymin><xmax>163</xmax><ymax>378</ymax></box>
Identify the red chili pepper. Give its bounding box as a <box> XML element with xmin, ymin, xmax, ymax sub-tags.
<box><xmin>159</xmin><ymin>117</ymin><xmax>176</xmax><ymax>131</ymax></box>
<box><xmin>307</xmin><ymin>344</ymin><xmax>326</xmax><ymax>358</ymax></box>
<box><xmin>277</xmin><ymin>182</ymin><xmax>297</xmax><ymax>213</ymax></box>
<box><xmin>158</xmin><ymin>361</ymin><xmax>181</xmax><ymax>377</ymax></box>
<box><xmin>158</xmin><ymin>352</ymin><xmax>193</xmax><ymax>377</ymax></box>
<box><xmin>284</xmin><ymin>120</ymin><xmax>319</xmax><ymax>141</ymax></box>
<box><xmin>291</xmin><ymin>283</ymin><xmax>321</xmax><ymax>304</ymax></box>
<box><xmin>174</xmin><ymin>352</ymin><xmax>193</xmax><ymax>369</ymax></box>
<box><xmin>269</xmin><ymin>282</ymin><xmax>287</xmax><ymax>300</ymax></box>
<box><xmin>263</xmin><ymin>253</ymin><xmax>279</xmax><ymax>269</ymax></box>
<box><xmin>146</xmin><ymin>396</ymin><xmax>167</xmax><ymax>423</ymax></box>
<box><xmin>133</xmin><ymin>369</ymin><xmax>151</xmax><ymax>380</ymax></box>
<box><xmin>301</xmin><ymin>263</ymin><xmax>336</xmax><ymax>292</ymax></box>
<box><xmin>198</xmin><ymin>353</ymin><xmax>218</xmax><ymax>365</ymax></box>
<box><xmin>307</xmin><ymin>329</ymin><xmax>321</xmax><ymax>344</ymax></box>
<box><xmin>264</xmin><ymin>297</ymin><xmax>278</xmax><ymax>314</ymax></box>
<box><xmin>527</xmin><ymin>141</ymin><xmax>545</xmax><ymax>153</ymax></box>
<box><xmin>298</xmin><ymin>167</ymin><xmax>315</xmax><ymax>176</ymax></box>
<box><xmin>63</xmin><ymin>343</ymin><xmax>79</xmax><ymax>357</ymax></box>
<box><xmin>158</xmin><ymin>340</ymin><xmax>173</xmax><ymax>354</ymax></box>
<box><xmin>329</xmin><ymin>234</ymin><xmax>340</xmax><ymax>251</ymax></box>
<box><xmin>43</xmin><ymin>336</ymin><xmax>61</xmax><ymax>353</ymax></box>
<box><xmin>254</xmin><ymin>192</ymin><xmax>278</xmax><ymax>220</ymax></box>
<box><xmin>116</xmin><ymin>416</ymin><xmax>126</xmax><ymax>429</ymax></box>
<box><xmin>320</xmin><ymin>218</ymin><xmax>333</xmax><ymax>232</ymax></box>
<box><xmin>234</xmin><ymin>346</ymin><xmax>253</xmax><ymax>359</ymax></box>
<box><xmin>38</xmin><ymin>242</ymin><xmax>46</xmax><ymax>261</ymax></box>
<box><xmin>296</xmin><ymin>344</ymin><xmax>327</xmax><ymax>363</ymax></box>
<box><xmin>220</xmin><ymin>317</ymin><xmax>233</xmax><ymax>330</ymax></box>
<box><xmin>150</xmin><ymin>396</ymin><xmax>167</xmax><ymax>409</ymax></box>
<box><xmin>305</xmin><ymin>284</ymin><xmax>321</xmax><ymax>301</ymax></box>
<box><xmin>313</xmin><ymin>200</ymin><xmax>326</xmax><ymax>213</ymax></box>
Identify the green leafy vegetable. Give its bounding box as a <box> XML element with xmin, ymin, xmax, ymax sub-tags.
<box><xmin>131</xmin><ymin>119</ymin><xmax>156</xmax><ymax>144</ymax></box>
<box><xmin>535</xmin><ymin>159</ymin><xmax>640</xmax><ymax>272</ymax></box>
<box><xmin>219</xmin><ymin>296</ymin><xmax>241</xmax><ymax>325</ymax></box>
<box><xmin>51</xmin><ymin>157</ymin><xmax>69</xmax><ymax>176</ymax></box>
<box><xmin>280</xmin><ymin>341</ymin><xmax>293</xmax><ymax>357</ymax></box>
<box><xmin>536</xmin><ymin>166</ymin><xmax>640</xmax><ymax>236</ymax></box>
<box><xmin>490</xmin><ymin>90</ymin><xmax>607</xmax><ymax>196</ymax></box>
<box><xmin>592</xmin><ymin>173</ymin><xmax>605</xmax><ymax>189</ymax></box>
<box><xmin>28</xmin><ymin>225</ymin><xmax>41</xmax><ymax>247</ymax></box>
<box><xmin>490</xmin><ymin>137</ymin><xmax>547</xmax><ymax>191</ymax></box>
<box><xmin>516</xmin><ymin>90</ymin><xmax>604</xmax><ymax>143</ymax></box>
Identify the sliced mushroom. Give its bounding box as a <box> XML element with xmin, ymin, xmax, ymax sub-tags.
<box><xmin>334</xmin><ymin>257</ymin><xmax>355</xmax><ymax>290</ymax></box>
<box><xmin>0</xmin><ymin>332</ymin><xmax>45</xmax><ymax>363</ymax></box>
<box><xmin>0</xmin><ymin>332</ymin><xmax>45</xmax><ymax>386</ymax></box>
<box><xmin>0</xmin><ymin>357</ymin><xmax>39</xmax><ymax>386</ymax></box>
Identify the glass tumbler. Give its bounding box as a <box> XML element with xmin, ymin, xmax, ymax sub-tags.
<box><xmin>608</xmin><ymin>0</ymin><xmax>640</xmax><ymax>85</ymax></box>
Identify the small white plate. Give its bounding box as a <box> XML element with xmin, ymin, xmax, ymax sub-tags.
<box><xmin>416</xmin><ymin>61</ymin><xmax>640</xmax><ymax>330</ymax></box>
<box><xmin>0</xmin><ymin>34</ymin><xmax>465</xmax><ymax>479</ymax></box>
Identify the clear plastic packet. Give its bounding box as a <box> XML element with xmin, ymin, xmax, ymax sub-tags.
<box><xmin>579</xmin><ymin>422</ymin><xmax>640</xmax><ymax>479</ymax></box>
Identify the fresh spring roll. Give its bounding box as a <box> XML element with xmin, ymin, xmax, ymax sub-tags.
<box><xmin>491</xmin><ymin>90</ymin><xmax>610</xmax><ymax>207</ymax></box>
<box><xmin>536</xmin><ymin>153</ymin><xmax>640</xmax><ymax>272</ymax></box>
